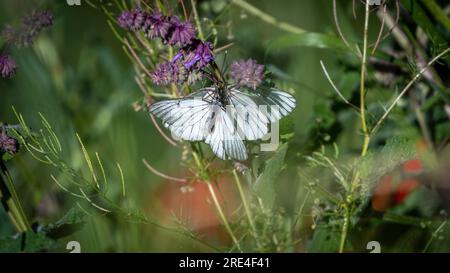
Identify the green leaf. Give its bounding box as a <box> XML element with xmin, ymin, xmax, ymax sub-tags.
<box><xmin>359</xmin><ymin>136</ymin><xmax>416</xmax><ymax>198</ymax></box>
<box><xmin>308</xmin><ymin>226</ymin><xmax>341</xmax><ymax>253</ymax></box>
<box><xmin>0</xmin><ymin>232</ymin><xmax>60</xmax><ymax>253</ymax></box>
<box><xmin>253</xmin><ymin>143</ymin><xmax>288</xmax><ymax>208</ymax></box>
<box><xmin>45</xmin><ymin>208</ymin><xmax>85</xmax><ymax>239</ymax></box>
<box><xmin>266</xmin><ymin>32</ymin><xmax>349</xmax><ymax>55</ymax></box>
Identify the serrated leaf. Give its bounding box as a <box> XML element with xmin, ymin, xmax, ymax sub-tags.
<box><xmin>253</xmin><ymin>143</ymin><xmax>288</xmax><ymax>208</ymax></box>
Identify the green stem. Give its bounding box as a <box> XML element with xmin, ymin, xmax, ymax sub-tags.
<box><xmin>0</xmin><ymin>160</ymin><xmax>31</xmax><ymax>233</ymax></box>
<box><xmin>232</xmin><ymin>170</ymin><xmax>262</xmax><ymax>250</ymax></box>
<box><xmin>191</xmin><ymin>151</ymin><xmax>242</xmax><ymax>252</ymax></box>
<box><xmin>206</xmin><ymin>182</ymin><xmax>242</xmax><ymax>252</ymax></box>
<box><xmin>338</xmin><ymin>206</ymin><xmax>350</xmax><ymax>253</ymax></box>
<box><xmin>339</xmin><ymin>0</ymin><xmax>370</xmax><ymax>254</ymax></box>
<box><xmin>190</xmin><ymin>0</ymin><xmax>205</xmax><ymax>40</ymax></box>
<box><xmin>422</xmin><ymin>0</ymin><xmax>450</xmax><ymax>33</ymax></box>
<box><xmin>231</xmin><ymin>0</ymin><xmax>305</xmax><ymax>34</ymax></box>
<box><xmin>359</xmin><ymin>0</ymin><xmax>370</xmax><ymax>158</ymax></box>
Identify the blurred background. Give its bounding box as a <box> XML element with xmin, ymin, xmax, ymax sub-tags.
<box><xmin>1</xmin><ymin>0</ymin><xmax>449</xmax><ymax>252</ymax></box>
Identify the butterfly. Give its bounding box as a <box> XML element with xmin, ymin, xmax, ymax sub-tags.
<box><xmin>149</xmin><ymin>85</ymin><xmax>296</xmax><ymax>160</ymax></box>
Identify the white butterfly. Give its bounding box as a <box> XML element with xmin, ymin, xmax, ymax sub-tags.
<box><xmin>149</xmin><ymin>86</ymin><xmax>296</xmax><ymax>160</ymax></box>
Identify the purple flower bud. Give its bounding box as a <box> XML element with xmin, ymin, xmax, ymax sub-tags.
<box><xmin>117</xmin><ymin>8</ymin><xmax>146</xmax><ymax>31</ymax></box>
<box><xmin>0</xmin><ymin>55</ymin><xmax>17</xmax><ymax>79</ymax></box>
<box><xmin>183</xmin><ymin>40</ymin><xmax>214</xmax><ymax>70</ymax></box>
<box><xmin>0</xmin><ymin>133</ymin><xmax>19</xmax><ymax>155</ymax></box>
<box><xmin>230</xmin><ymin>59</ymin><xmax>264</xmax><ymax>89</ymax></box>
<box><xmin>143</xmin><ymin>12</ymin><xmax>171</xmax><ymax>40</ymax></box>
<box><xmin>167</xmin><ymin>17</ymin><xmax>196</xmax><ymax>47</ymax></box>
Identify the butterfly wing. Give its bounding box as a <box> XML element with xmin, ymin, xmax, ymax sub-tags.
<box><xmin>205</xmin><ymin>106</ymin><xmax>247</xmax><ymax>160</ymax></box>
<box><xmin>230</xmin><ymin>87</ymin><xmax>296</xmax><ymax>123</ymax></box>
<box><xmin>149</xmin><ymin>88</ymin><xmax>216</xmax><ymax>141</ymax></box>
<box><xmin>150</xmin><ymin>88</ymin><xmax>247</xmax><ymax>160</ymax></box>
<box><xmin>228</xmin><ymin>90</ymin><xmax>269</xmax><ymax>141</ymax></box>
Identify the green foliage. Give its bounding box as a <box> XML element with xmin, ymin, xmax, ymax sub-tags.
<box><xmin>267</xmin><ymin>32</ymin><xmax>349</xmax><ymax>54</ymax></box>
<box><xmin>359</xmin><ymin>137</ymin><xmax>417</xmax><ymax>199</ymax></box>
<box><xmin>0</xmin><ymin>232</ymin><xmax>59</xmax><ymax>253</ymax></box>
<box><xmin>1</xmin><ymin>0</ymin><xmax>450</xmax><ymax>253</ymax></box>
<box><xmin>254</xmin><ymin>143</ymin><xmax>288</xmax><ymax>209</ymax></box>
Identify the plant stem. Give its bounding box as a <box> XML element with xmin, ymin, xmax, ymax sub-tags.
<box><xmin>206</xmin><ymin>182</ymin><xmax>242</xmax><ymax>252</ymax></box>
<box><xmin>422</xmin><ymin>0</ymin><xmax>450</xmax><ymax>33</ymax></box>
<box><xmin>359</xmin><ymin>0</ymin><xmax>370</xmax><ymax>157</ymax></box>
<box><xmin>339</xmin><ymin>0</ymin><xmax>370</xmax><ymax>253</ymax></box>
<box><xmin>191</xmin><ymin>151</ymin><xmax>242</xmax><ymax>252</ymax></box>
<box><xmin>190</xmin><ymin>0</ymin><xmax>204</xmax><ymax>40</ymax></box>
<box><xmin>232</xmin><ymin>170</ymin><xmax>262</xmax><ymax>250</ymax></box>
<box><xmin>338</xmin><ymin>206</ymin><xmax>350</xmax><ymax>253</ymax></box>
<box><xmin>231</xmin><ymin>0</ymin><xmax>305</xmax><ymax>34</ymax></box>
<box><xmin>371</xmin><ymin>47</ymin><xmax>450</xmax><ymax>134</ymax></box>
<box><xmin>0</xmin><ymin>159</ymin><xmax>31</xmax><ymax>233</ymax></box>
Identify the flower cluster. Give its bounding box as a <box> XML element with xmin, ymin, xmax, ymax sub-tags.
<box><xmin>0</xmin><ymin>10</ymin><xmax>54</xmax><ymax>79</ymax></box>
<box><xmin>0</xmin><ymin>55</ymin><xmax>17</xmax><ymax>79</ymax></box>
<box><xmin>1</xmin><ymin>10</ymin><xmax>54</xmax><ymax>47</ymax></box>
<box><xmin>0</xmin><ymin>132</ymin><xmax>19</xmax><ymax>155</ymax></box>
<box><xmin>229</xmin><ymin>59</ymin><xmax>264</xmax><ymax>89</ymax></box>
<box><xmin>118</xmin><ymin>9</ymin><xmax>195</xmax><ymax>47</ymax></box>
<box><xmin>117</xmin><ymin>8</ymin><xmax>214</xmax><ymax>86</ymax></box>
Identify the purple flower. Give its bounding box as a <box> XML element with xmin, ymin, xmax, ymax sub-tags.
<box><xmin>0</xmin><ymin>133</ymin><xmax>19</xmax><ymax>155</ymax></box>
<box><xmin>229</xmin><ymin>59</ymin><xmax>264</xmax><ymax>89</ymax></box>
<box><xmin>23</xmin><ymin>10</ymin><xmax>54</xmax><ymax>29</ymax></box>
<box><xmin>143</xmin><ymin>12</ymin><xmax>171</xmax><ymax>40</ymax></box>
<box><xmin>167</xmin><ymin>17</ymin><xmax>195</xmax><ymax>47</ymax></box>
<box><xmin>151</xmin><ymin>60</ymin><xmax>186</xmax><ymax>86</ymax></box>
<box><xmin>117</xmin><ymin>8</ymin><xmax>146</xmax><ymax>31</ymax></box>
<box><xmin>0</xmin><ymin>55</ymin><xmax>17</xmax><ymax>79</ymax></box>
<box><xmin>2</xmin><ymin>10</ymin><xmax>54</xmax><ymax>47</ymax></box>
<box><xmin>183</xmin><ymin>40</ymin><xmax>214</xmax><ymax>70</ymax></box>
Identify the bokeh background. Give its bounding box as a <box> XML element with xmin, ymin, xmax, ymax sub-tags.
<box><xmin>1</xmin><ymin>0</ymin><xmax>449</xmax><ymax>252</ymax></box>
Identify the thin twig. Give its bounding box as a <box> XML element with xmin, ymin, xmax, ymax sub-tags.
<box><xmin>142</xmin><ymin>158</ymin><xmax>187</xmax><ymax>183</ymax></box>
<box><xmin>231</xmin><ymin>0</ymin><xmax>305</xmax><ymax>34</ymax></box>
<box><xmin>214</xmin><ymin>43</ymin><xmax>234</xmax><ymax>54</ymax></box>
<box><xmin>371</xmin><ymin>4</ymin><xmax>387</xmax><ymax>54</ymax></box>
<box><xmin>371</xmin><ymin>0</ymin><xmax>400</xmax><ymax>49</ymax></box>
<box><xmin>319</xmin><ymin>60</ymin><xmax>360</xmax><ymax>112</ymax></box>
<box><xmin>371</xmin><ymin>48</ymin><xmax>450</xmax><ymax>134</ymax></box>
<box><xmin>124</xmin><ymin>39</ymin><xmax>154</xmax><ymax>79</ymax></box>
<box><xmin>190</xmin><ymin>0</ymin><xmax>204</xmax><ymax>40</ymax></box>
<box><xmin>333</xmin><ymin>0</ymin><xmax>361</xmax><ymax>58</ymax></box>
